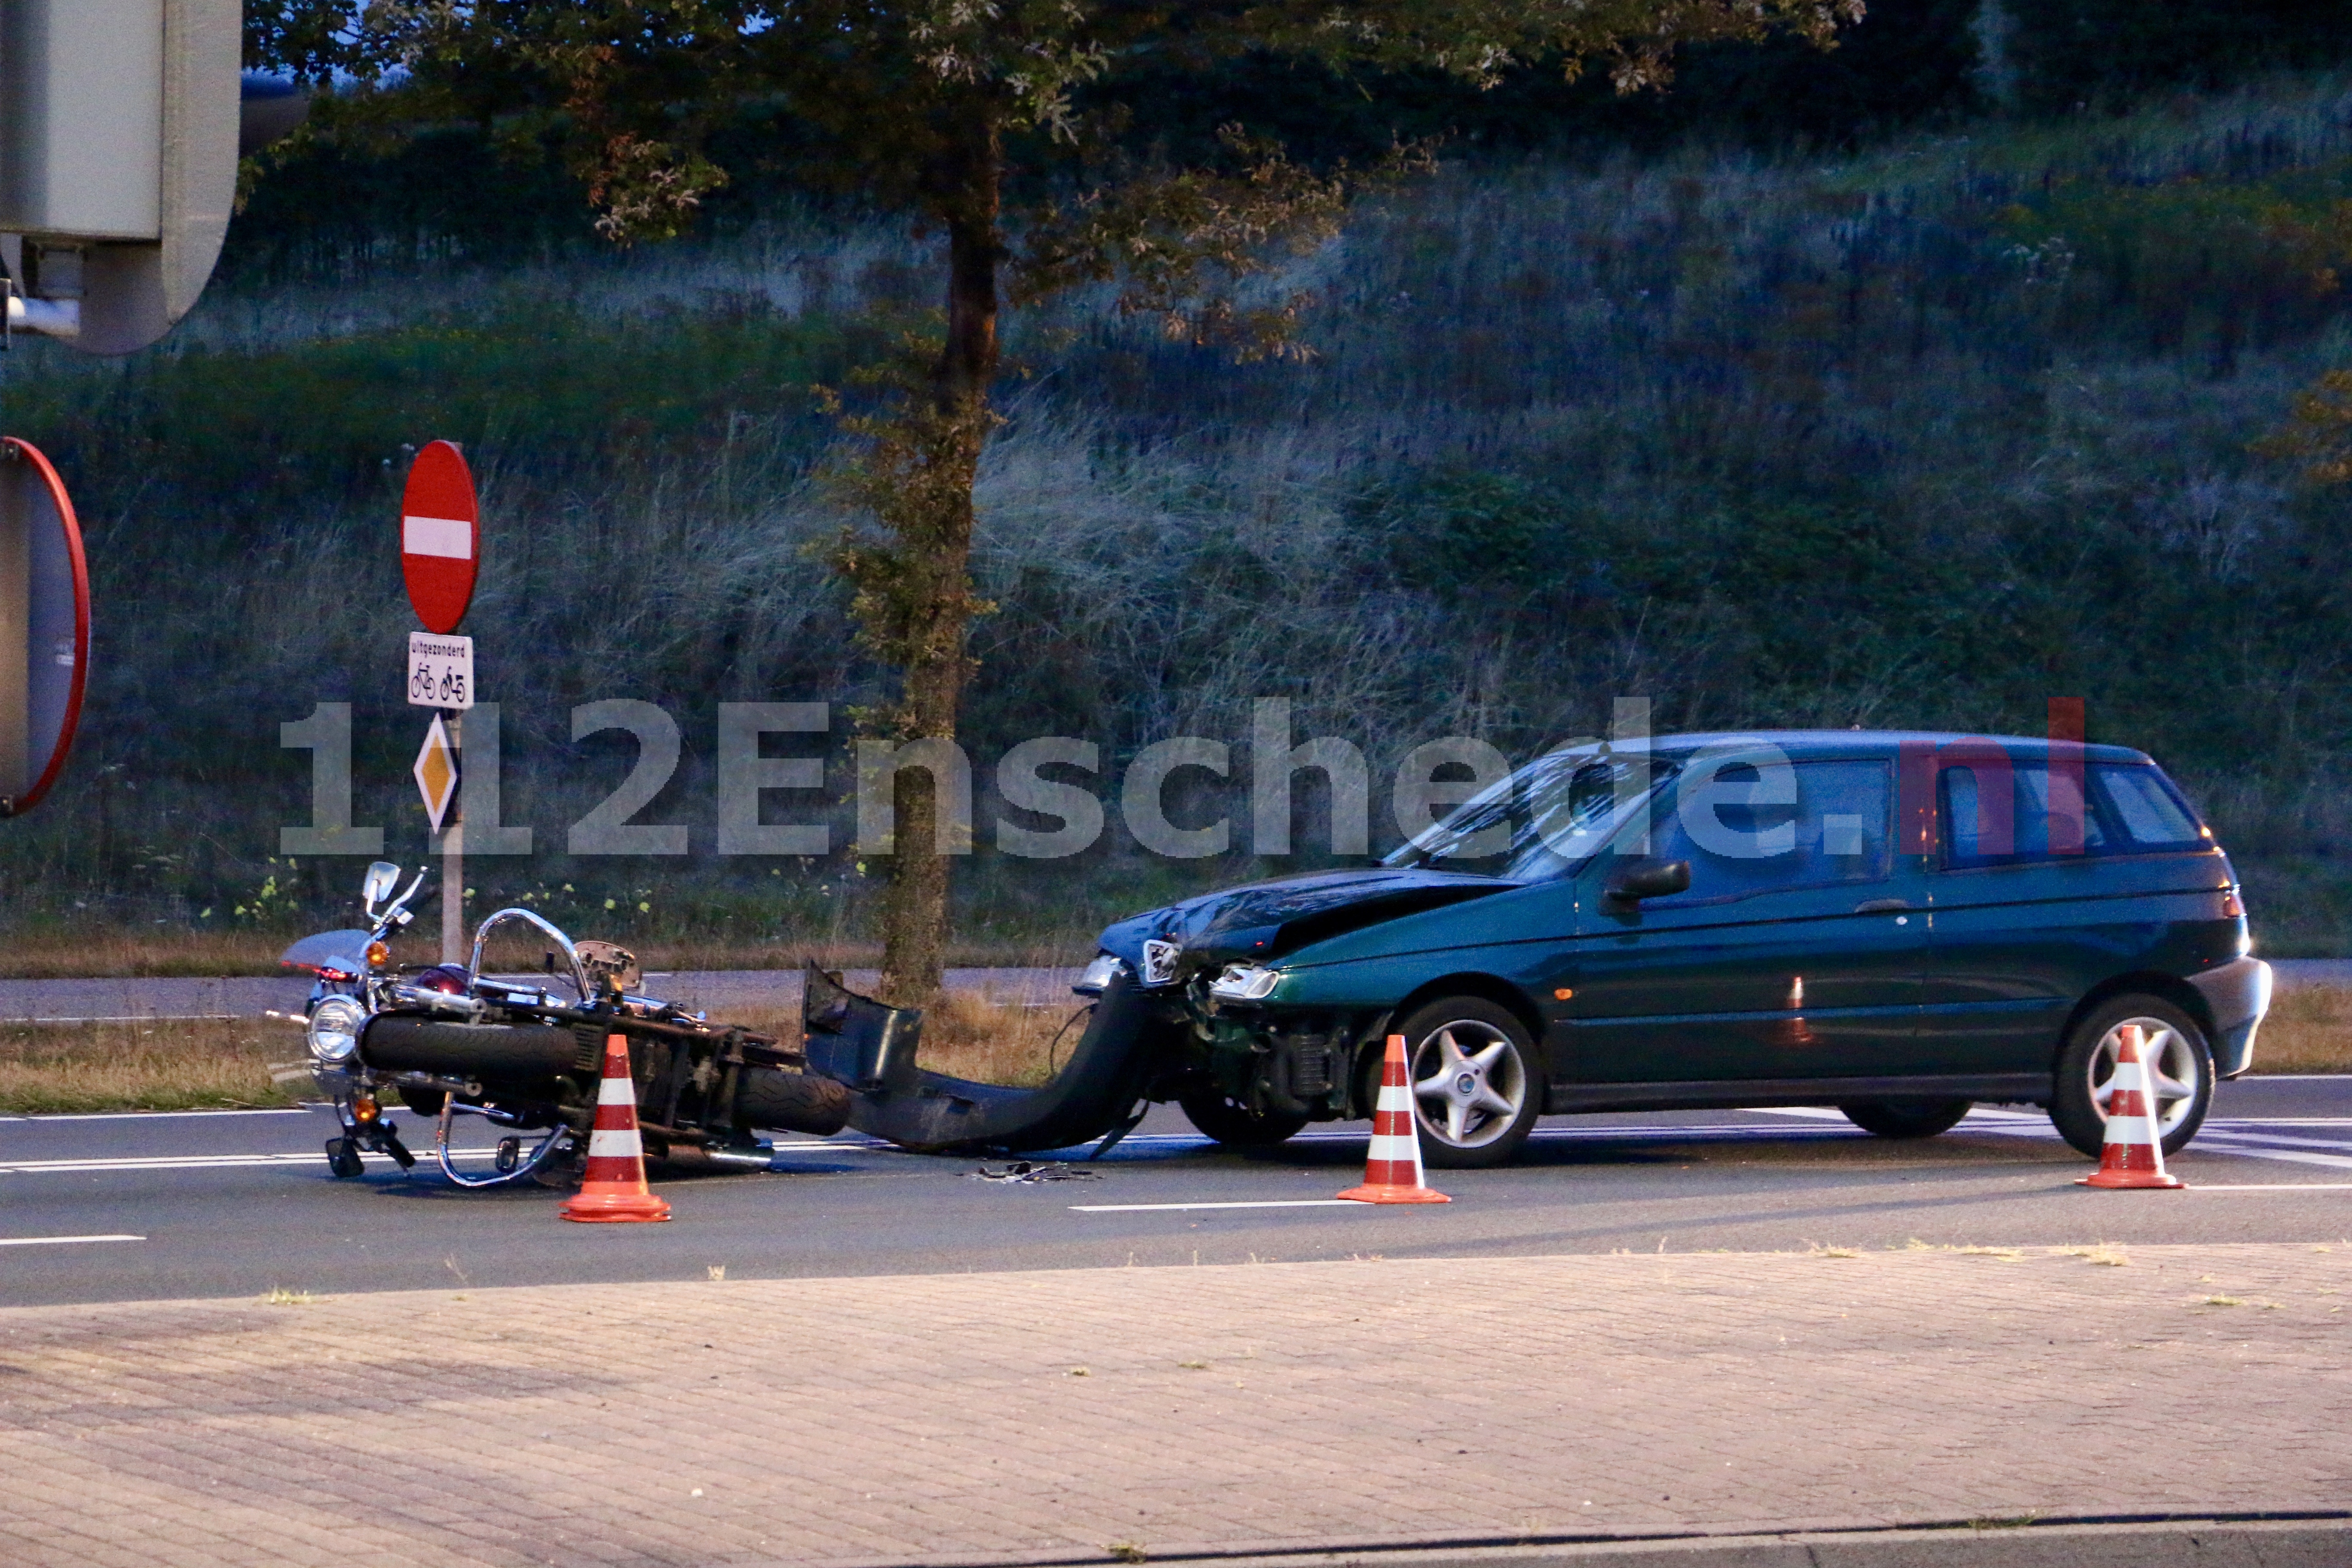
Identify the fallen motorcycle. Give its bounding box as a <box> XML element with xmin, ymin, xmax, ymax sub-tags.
<box><xmin>283</xmin><ymin>861</ymin><xmax>849</xmax><ymax>1185</ymax></box>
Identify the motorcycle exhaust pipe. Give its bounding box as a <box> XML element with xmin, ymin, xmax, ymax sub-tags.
<box><xmin>657</xmin><ymin>1140</ymin><xmax>777</xmax><ymax>1172</ymax></box>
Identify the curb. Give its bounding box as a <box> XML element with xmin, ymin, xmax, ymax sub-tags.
<box><xmin>821</xmin><ymin>1514</ymin><xmax>2352</xmax><ymax>1568</ymax></box>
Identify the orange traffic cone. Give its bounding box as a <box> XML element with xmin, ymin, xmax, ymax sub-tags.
<box><xmin>2078</xmin><ymin>1023</ymin><xmax>2184</xmax><ymax>1191</ymax></box>
<box><xmin>560</xmin><ymin>1033</ymin><xmax>673</xmax><ymax>1222</ymax></box>
<box><xmin>1338</xmin><ymin>1033</ymin><xmax>1451</xmax><ymax>1204</ymax></box>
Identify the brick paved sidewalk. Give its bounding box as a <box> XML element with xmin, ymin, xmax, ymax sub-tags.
<box><xmin>2</xmin><ymin>1244</ymin><xmax>2348</xmax><ymax>1568</ymax></box>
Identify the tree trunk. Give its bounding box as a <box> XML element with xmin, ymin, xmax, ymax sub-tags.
<box><xmin>874</xmin><ymin>124</ymin><xmax>1002</xmax><ymax>1010</ymax></box>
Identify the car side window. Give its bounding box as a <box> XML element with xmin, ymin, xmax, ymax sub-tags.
<box><xmin>1645</xmin><ymin>760</ymin><xmax>1893</xmax><ymax>906</ymax></box>
<box><xmin>1941</xmin><ymin>762</ymin><xmax>2111</xmax><ymax>867</ymax></box>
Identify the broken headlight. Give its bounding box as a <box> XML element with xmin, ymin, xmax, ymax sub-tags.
<box><xmin>1074</xmin><ymin>952</ymin><xmax>1128</xmax><ymax>996</ymax></box>
<box><xmin>1208</xmin><ymin>962</ymin><xmax>1283</xmax><ymax>1002</ymax></box>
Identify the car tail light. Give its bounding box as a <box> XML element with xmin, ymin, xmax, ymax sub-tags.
<box><xmin>2223</xmin><ymin>889</ymin><xmax>2245</xmax><ymax>918</ymax></box>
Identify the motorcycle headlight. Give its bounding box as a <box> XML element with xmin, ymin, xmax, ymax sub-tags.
<box><xmin>1074</xmin><ymin>952</ymin><xmax>1128</xmax><ymax>996</ymax></box>
<box><xmin>1209</xmin><ymin>962</ymin><xmax>1283</xmax><ymax>1002</ymax></box>
<box><xmin>306</xmin><ymin>996</ymin><xmax>367</xmax><ymax>1065</ymax></box>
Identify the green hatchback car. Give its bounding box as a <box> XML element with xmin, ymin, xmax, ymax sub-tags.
<box><xmin>1079</xmin><ymin>729</ymin><xmax>2271</xmax><ymax>1167</ymax></box>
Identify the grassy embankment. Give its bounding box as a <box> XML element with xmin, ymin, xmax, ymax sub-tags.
<box><xmin>11</xmin><ymin>77</ymin><xmax>2352</xmax><ymax>958</ymax></box>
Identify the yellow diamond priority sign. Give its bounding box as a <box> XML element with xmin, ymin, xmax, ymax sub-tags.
<box><xmin>413</xmin><ymin>714</ymin><xmax>459</xmax><ymax>836</ymax></box>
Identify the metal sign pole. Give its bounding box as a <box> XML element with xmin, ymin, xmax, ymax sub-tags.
<box><xmin>401</xmin><ymin>440</ymin><xmax>479</xmax><ymax>968</ymax></box>
<box><xmin>441</xmin><ymin>710</ymin><xmax>464</xmax><ymax>965</ymax></box>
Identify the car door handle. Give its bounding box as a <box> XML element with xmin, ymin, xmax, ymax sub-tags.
<box><xmin>1854</xmin><ymin>898</ymin><xmax>1913</xmax><ymax>914</ymax></box>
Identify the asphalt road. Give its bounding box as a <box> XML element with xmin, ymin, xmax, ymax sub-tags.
<box><xmin>6</xmin><ymin>1078</ymin><xmax>2352</xmax><ymax>1310</ymax></box>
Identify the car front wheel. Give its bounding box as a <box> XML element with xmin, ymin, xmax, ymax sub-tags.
<box><xmin>2050</xmin><ymin>995</ymin><xmax>2214</xmax><ymax>1158</ymax></box>
<box><xmin>1397</xmin><ymin>997</ymin><xmax>1544</xmax><ymax>1169</ymax></box>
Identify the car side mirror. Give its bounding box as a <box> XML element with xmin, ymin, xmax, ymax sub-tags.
<box><xmin>1605</xmin><ymin>857</ymin><xmax>1690</xmax><ymax>905</ymax></box>
<box><xmin>361</xmin><ymin>861</ymin><xmax>401</xmax><ymax>911</ymax></box>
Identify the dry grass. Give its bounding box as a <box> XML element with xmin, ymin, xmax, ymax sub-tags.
<box><xmin>0</xmin><ymin>1017</ymin><xmax>306</xmax><ymax>1114</ymax></box>
<box><xmin>0</xmin><ymin>930</ymin><xmax>314</xmax><ymax>979</ymax></box>
<box><xmin>2252</xmin><ymin>985</ymin><xmax>2352</xmax><ymax>1074</ymax></box>
<box><xmin>0</xmin><ymin>975</ymin><xmax>1075</xmax><ymax>1114</ymax></box>
<box><xmin>724</xmin><ymin>991</ymin><xmax>1083</xmax><ymax>1089</ymax></box>
<box><xmin>922</xmin><ymin>992</ymin><xmax>1092</xmax><ymax>1087</ymax></box>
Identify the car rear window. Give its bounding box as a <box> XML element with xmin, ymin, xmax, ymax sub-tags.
<box><xmin>1943</xmin><ymin>763</ymin><xmax>2105</xmax><ymax>867</ymax></box>
<box><xmin>2092</xmin><ymin>764</ymin><xmax>2206</xmax><ymax>849</ymax></box>
<box><xmin>1941</xmin><ymin>759</ymin><xmax>2208</xmax><ymax>867</ymax></box>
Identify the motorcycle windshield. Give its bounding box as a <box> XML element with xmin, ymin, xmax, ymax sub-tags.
<box><xmin>280</xmin><ymin>928</ymin><xmax>372</xmax><ymax>975</ymax></box>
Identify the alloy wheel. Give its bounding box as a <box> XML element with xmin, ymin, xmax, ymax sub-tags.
<box><xmin>1408</xmin><ymin>1019</ymin><xmax>1529</xmax><ymax>1150</ymax></box>
<box><xmin>2087</xmin><ymin>1016</ymin><xmax>2202</xmax><ymax>1139</ymax></box>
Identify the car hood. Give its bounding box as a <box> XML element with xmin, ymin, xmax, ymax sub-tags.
<box><xmin>1098</xmin><ymin>867</ymin><xmax>1519</xmax><ymax>977</ymax></box>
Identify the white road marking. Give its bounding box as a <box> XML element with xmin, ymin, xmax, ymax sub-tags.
<box><xmin>2185</xmin><ymin>1184</ymin><xmax>2352</xmax><ymax>1191</ymax></box>
<box><xmin>2206</xmin><ymin>1119</ymin><xmax>2352</xmax><ymax>1127</ymax></box>
<box><xmin>1071</xmin><ymin>1200</ymin><xmax>1366</xmax><ymax>1213</ymax></box>
<box><xmin>1947</xmin><ymin>1111</ymin><xmax>2352</xmax><ymax>1170</ymax></box>
<box><xmin>2187</xmin><ymin>1142</ymin><xmax>2352</xmax><ymax>1173</ymax></box>
<box><xmin>2195</xmin><ymin>1130</ymin><xmax>2352</xmax><ymax>1152</ymax></box>
<box><xmin>0</xmin><ymin>1233</ymin><xmax>144</xmax><ymax>1247</ymax></box>
<box><xmin>1068</xmin><ymin>1213</ymin><xmax>1364</xmax><ymax>1222</ymax></box>
<box><xmin>0</xmin><ymin>1149</ymin><xmax>501</xmax><ymax>1175</ymax></box>
<box><xmin>14</xmin><ymin>1015</ymin><xmax>235</xmax><ymax>1025</ymax></box>
<box><xmin>5</xmin><ymin>1107</ymin><xmax>315</xmax><ymax>1122</ymax></box>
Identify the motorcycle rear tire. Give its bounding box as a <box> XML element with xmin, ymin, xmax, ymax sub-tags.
<box><xmin>325</xmin><ymin>1137</ymin><xmax>364</xmax><ymax>1179</ymax></box>
<box><xmin>738</xmin><ymin>1067</ymin><xmax>854</xmax><ymax>1136</ymax></box>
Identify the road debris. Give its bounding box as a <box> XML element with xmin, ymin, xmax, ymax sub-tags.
<box><xmin>975</xmin><ymin>1161</ymin><xmax>1102</xmax><ymax>1184</ymax></box>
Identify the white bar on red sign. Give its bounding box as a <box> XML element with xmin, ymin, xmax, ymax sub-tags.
<box><xmin>402</xmin><ymin>514</ymin><xmax>473</xmax><ymax>560</ymax></box>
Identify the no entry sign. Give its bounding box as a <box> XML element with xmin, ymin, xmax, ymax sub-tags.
<box><xmin>400</xmin><ymin>441</ymin><xmax>478</xmax><ymax>634</ymax></box>
<box><xmin>0</xmin><ymin>438</ymin><xmax>89</xmax><ymax>817</ymax></box>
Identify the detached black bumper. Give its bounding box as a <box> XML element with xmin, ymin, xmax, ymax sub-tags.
<box><xmin>802</xmin><ymin>967</ymin><xmax>1167</xmax><ymax>1153</ymax></box>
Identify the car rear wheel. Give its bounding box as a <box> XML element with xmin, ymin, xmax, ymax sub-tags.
<box><xmin>1177</xmin><ymin>1087</ymin><xmax>1308</xmax><ymax>1147</ymax></box>
<box><xmin>1398</xmin><ymin>997</ymin><xmax>1544</xmax><ymax>1169</ymax></box>
<box><xmin>2050</xmin><ymin>994</ymin><xmax>2214</xmax><ymax>1158</ymax></box>
<box><xmin>1838</xmin><ymin>1098</ymin><xmax>1972</xmax><ymax>1139</ymax></box>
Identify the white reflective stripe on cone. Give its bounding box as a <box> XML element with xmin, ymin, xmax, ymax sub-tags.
<box><xmin>597</xmin><ymin>1074</ymin><xmax>636</xmax><ymax>1106</ymax></box>
<box><xmin>586</xmin><ymin>1128</ymin><xmax>643</xmax><ymax>1158</ymax></box>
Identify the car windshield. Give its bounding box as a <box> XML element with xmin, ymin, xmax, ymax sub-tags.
<box><xmin>1383</xmin><ymin>747</ymin><xmax>1679</xmax><ymax>879</ymax></box>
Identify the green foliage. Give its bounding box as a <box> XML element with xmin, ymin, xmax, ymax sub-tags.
<box><xmin>1989</xmin><ymin>162</ymin><xmax>2352</xmax><ymax>366</ymax></box>
<box><xmin>2010</xmin><ymin>0</ymin><xmax>2352</xmax><ymax>115</ymax></box>
<box><xmin>3</xmin><ymin>303</ymin><xmax>862</xmax><ymax>514</ymax></box>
